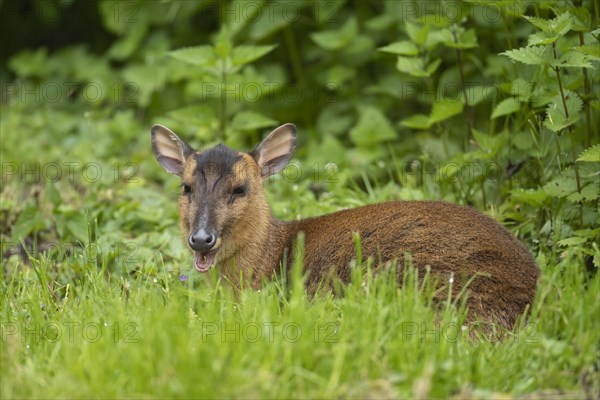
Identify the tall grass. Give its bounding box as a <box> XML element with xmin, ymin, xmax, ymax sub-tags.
<box><xmin>1</xmin><ymin>247</ymin><xmax>598</xmax><ymax>398</ymax></box>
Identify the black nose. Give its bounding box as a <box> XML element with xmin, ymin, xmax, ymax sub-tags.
<box><xmin>188</xmin><ymin>229</ymin><xmax>217</xmax><ymax>252</ymax></box>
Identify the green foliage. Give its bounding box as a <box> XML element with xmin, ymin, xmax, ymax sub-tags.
<box><xmin>1</xmin><ymin>0</ymin><xmax>599</xmax><ymax>397</ymax></box>
<box><xmin>577</xmin><ymin>144</ymin><xmax>600</xmax><ymax>162</ymax></box>
<box><xmin>544</xmin><ymin>91</ymin><xmax>583</xmax><ymax>132</ymax></box>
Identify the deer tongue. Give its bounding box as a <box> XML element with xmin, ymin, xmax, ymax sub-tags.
<box><xmin>194</xmin><ymin>251</ymin><xmax>216</xmax><ymax>273</ymax></box>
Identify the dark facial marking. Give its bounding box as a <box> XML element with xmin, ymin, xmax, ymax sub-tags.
<box><xmin>193</xmin><ymin>144</ymin><xmax>243</xmax><ymax>191</ymax></box>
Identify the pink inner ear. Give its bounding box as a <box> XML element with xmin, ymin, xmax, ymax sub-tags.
<box><xmin>257</xmin><ymin>127</ymin><xmax>295</xmax><ymax>169</ymax></box>
<box><xmin>154</xmin><ymin>133</ymin><xmax>184</xmax><ymax>162</ymax></box>
<box><xmin>260</xmin><ymin>155</ymin><xmax>290</xmax><ymax>177</ymax></box>
<box><xmin>157</xmin><ymin>156</ymin><xmax>184</xmax><ymax>175</ymax></box>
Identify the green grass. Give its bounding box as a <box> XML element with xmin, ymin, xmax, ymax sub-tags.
<box><xmin>1</xmin><ymin>124</ymin><xmax>597</xmax><ymax>397</ymax></box>
<box><xmin>1</xmin><ymin>232</ymin><xmax>598</xmax><ymax>398</ymax></box>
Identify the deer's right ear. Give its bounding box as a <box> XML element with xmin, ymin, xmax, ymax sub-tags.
<box><xmin>151</xmin><ymin>125</ymin><xmax>194</xmax><ymax>176</ymax></box>
<box><xmin>250</xmin><ymin>123</ymin><xmax>297</xmax><ymax>178</ymax></box>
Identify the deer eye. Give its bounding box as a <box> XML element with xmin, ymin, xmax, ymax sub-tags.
<box><xmin>182</xmin><ymin>184</ymin><xmax>191</xmax><ymax>194</ymax></box>
<box><xmin>232</xmin><ymin>185</ymin><xmax>246</xmax><ymax>197</ymax></box>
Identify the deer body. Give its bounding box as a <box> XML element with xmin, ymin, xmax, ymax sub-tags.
<box><xmin>152</xmin><ymin>123</ymin><xmax>539</xmax><ymax>329</ymax></box>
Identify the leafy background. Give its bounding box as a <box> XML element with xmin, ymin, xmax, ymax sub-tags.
<box><xmin>1</xmin><ymin>0</ymin><xmax>599</xmax><ymax>398</ymax></box>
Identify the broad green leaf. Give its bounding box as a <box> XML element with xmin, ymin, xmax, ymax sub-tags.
<box><xmin>461</xmin><ymin>86</ymin><xmax>491</xmax><ymax>106</ymax></box>
<box><xmin>577</xmin><ymin>144</ymin><xmax>600</xmax><ymax>163</ymax></box>
<box><xmin>167</xmin><ymin>105</ymin><xmax>217</xmax><ymax>127</ymax></box>
<box><xmin>528</xmin><ymin>31</ymin><xmax>560</xmax><ymax>46</ymax></box>
<box><xmin>543</xmin><ymin>174</ymin><xmax>578</xmax><ymax>198</ymax></box>
<box><xmin>170</xmin><ymin>46</ymin><xmax>216</xmax><ymax>67</ymax></box>
<box><xmin>247</xmin><ymin>3</ymin><xmax>292</xmax><ymax>41</ymax></box>
<box><xmin>45</xmin><ymin>182</ymin><xmax>62</xmax><ymax>207</ymax></box>
<box><xmin>524</xmin><ymin>13</ymin><xmax>571</xmax><ymax>36</ymax></box>
<box><xmin>572</xmin><ymin>228</ymin><xmax>600</xmax><ymax>240</ymax></box>
<box><xmin>122</xmin><ymin>64</ymin><xmax>168</xmax><ymax>106</ymax></box>
<box><xmin>365</xmin><ymin>14</ymin><xmax>396</xmax><ymax>31</ymax></box>
<box><xmin>577</xmin><ymin>182</ymin><xmax>600</xmax><ymax>201</ymax></box>
<box><xmin>214</xmin><ymin>29</ymin><xmax>233</xmax><ymax>59</ymax></box>
<box><xmin>344</xmin><ymin>34</ymin><xmax>375</xmax><ymax>60</ymax></box>
<box><xmin>67</xmin><ymin>212</ymin><xmax>90</xmax><ymax>243</ymax></box>
<box><xmin>326</xmin><ymin>65</ymin><xmax>355</xmax><ymax>86</ymax></box>
<box><xmin>311</xmin><ymin>18</ymin><xmax>358</xmax><ymax>50</ymax></box>
<box><xmin>405</xmin><ymin>21</ymin><xmax>429</xmax><ymax>46</ymax></box>
<box><xmin>8</xmin><ymin>48</ymin><xmax>48</xmax><ymax>78</ymax></box>
<box><xmin>317</xmin><ymin>104</ymin><xmax>354</xmax><ymax>136</ymax></box>
<box><xmin>231</xmin><ymin>111</ymin><xmax>277</xmax><ymax>131</ymax></box>
<box><xmin>580</xmin><ymin>163</ymin><xmax>600</xmax><ymax>178</ymax></box>
<box><xmin>573</xmin><ymin>44</ymin><xmax>600</xmax><ymax>61</ymax></box>
<box><xmin>511</xmin><ymin>79</ymin><xmax>536</xmax><ymax>101</ymax></box>
<box><xmin>396</xmin><ymin>56</ymin><xmax>427</xmax><ymax>77</ymax></box>
<box><xmin>509</xmin><ymin>188</ymin><xmax>548</xmax><ymax>207</ymax></box>
<box><xmin>550</xmin><ymin>12</ymin><xmax>573</xmax><ymax>35</ymax></box>
<box><xmin>444</xmin><ymin>28</ymin><xmax>478</xmax><ymax>49</ymax></box>
<box><xmin>491</xmin><ymin>97</ymin><xmax>521</xmax><ymax>119</ymax></box>
<box><xmin>523</xmin><ymin>16</ymin><xmax>552</xmax><ymax>33</ymax></box>
<box><xmin>557</xmin><ymin>237</ymin><xmax>587</xmax><ymax>247</ymax></box>
<box><xmin>401</xmin><ymin>114</ymin><xmax>431</xmax><ymax>130</ymax></box>
<box><xmin>513</xmin><ymin>132</ymin><xmax>534</xmax><ymax>150</ymax></box>
<box><xmin>472</xmin><ymin>129</ymin><xmax>507</xmax><ymax>155</ymax></box>
<box><xmin>378</xmin><ymin>41</ymin><xmax>419</xmax><ymax>56</ymax></box>
<box><xmin>501</xmin><ymin>46</ymin><xmax>551</xmax><ymax>66</ymax></box>
<box><xmin>11</xmin><ymin>206</ymin><xmax>47</xmax><ymax>242</ymax></box>
<box><xmin>349</xmin><ymin>106</ymin><xmax>397</xmax><ymax>146</ymax></box>
<box><xmin>396</xmin><ymin>56</ymin><xmax>439</xmax><ymax>78</ymax></box>
<box><xmin>426</xmin><ymin>59</ymin><xmax>442</xmax><ymax>76</ymax></box>
<box><xmin>567</xmin><ymin>6</ymin><xmax>591</xmax><ymax>31</ymax></box>
<box><xmin>552</xmin><ymin>50</ymin><xmax>594</xmax><ymax>69</ymax></box>
<box><xmin>429</xmin><ymin>99</ymin><xmax>463</xmax><ymax>124</ymax></box>
<box><xmin>232</xmin><ymin>45</ymin><xmax>277</xmax><ymax>66</ymax></box>
<box><xmin>107</xmin><ymin>23</ymin><xmax>148</xmax><ymax>61</ymax></box>
<box><xmin>544</xmin><ymin>92</ymin><xmax>583</xmax><ymax>132</ymax></box>
<box><xmin>428</xmin><ymin>29</ymin><xmax>454</xmax><ymax>47</ymax></box>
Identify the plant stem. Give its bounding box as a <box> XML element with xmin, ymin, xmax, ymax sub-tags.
<box><xmin>578</xmin><ymin>37</ymin><xmax>593</xmax><ymax>148</ymax></box>
<box><xmin>501</xmin><ymin>13</ymin><xmax>518</xmax><ymax>77</ymax></box>
<box><xmin>552</xmin><ymin>42</ymin><xmax>583</xmax><ymax>227</ymax></box>
<box><xmin>284</xmin><ymin>26</ymin><xmax>304</xmax><ymax>87</ymax></box>
<box><xmin>451</xmin><ymin>27</ymin><xmax>473</xmax><ymax>144</ymax></box>
<box><xmin>574</xmin><ymin>0</ymin><xmax>594</xmax><ymax>146</ymax></box>
<box><xmin>284</xmin><ymin>26</ymin><xmax>310</xmax><ymax>128</ymax></box>
<box><xmin>220</xmin><ymin>65</ymin><xmax>227</xmax><ymax>141</ymax></box>
<box><xmin>480</xmin><ymin>178</ymin><xmax>487</xmax><ymax>210</ymax></box>
<box><xmin>456</xmin><ymin>47</ymin><xmax>473</xmax><ymax>134</ymax></box>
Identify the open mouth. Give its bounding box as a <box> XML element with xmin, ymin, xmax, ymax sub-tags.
<box><xmin>193</xmin><ymin>247</ymin><xmax>220</xmax><ymax>273</ymax></box>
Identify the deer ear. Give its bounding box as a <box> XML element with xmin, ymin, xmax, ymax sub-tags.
<box><xmin>250</xmin><ymin>124</ymin><xmax>297</xmax><ymax>178</ymax></box>
<box><xmin>151</xmin><ymin>125</ymin><xmax>194</xmax><ymax>176</ymax></box>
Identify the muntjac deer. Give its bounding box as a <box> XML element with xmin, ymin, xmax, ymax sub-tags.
<box><xmin>152</xmin><ymin>123</ymin><xmax>539</xmax><ymax>329</ymax></box>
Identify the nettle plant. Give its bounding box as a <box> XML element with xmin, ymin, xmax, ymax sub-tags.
<box><xmin>168</xmin><ymin>27</ymin><xmax>278</xmax><ymax>146</ymax></box>
<box><xmin>500</xmin><ymin>8</ymin><xmax>599</xmax><ymax>265</ymax></box>
<box><xmin>379</xmin><ymin>3</ymin><xmax>598</xmax><ymax>268</ymax></box>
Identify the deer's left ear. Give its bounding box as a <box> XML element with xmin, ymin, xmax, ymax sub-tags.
<box><xmin>151</xmin><ymin>125</ymin><xmax>194</xmax><ymax>176</ymax></box>
<box><xmin>250</xmin><ymin>124</ymin><xmax>297</xmax><ymax>178</ymax></box>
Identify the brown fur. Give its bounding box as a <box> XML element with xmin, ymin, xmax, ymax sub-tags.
<box><xmin>152</xmin><ymin>124</ymin><xmax>540</xmax><ymax>329</ymax></box>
